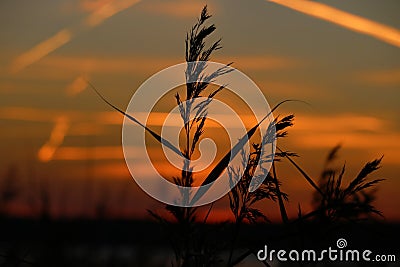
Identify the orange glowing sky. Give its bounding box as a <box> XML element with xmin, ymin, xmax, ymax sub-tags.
<box><xmin>0</xmin><ymin>0</ymin><xmax>399</xmax><ymax>221</ymax></box>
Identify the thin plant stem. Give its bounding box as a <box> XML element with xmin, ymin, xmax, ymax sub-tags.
<box><xmin>203</xmin><ymin>202</ymin><xmax>214</xmax><ymax>224</ymax></box>
<box><xmin>272</xmin><ymin>160</ymin><xmax>288</xmax><ymax>223</ymax></box>
<box><xmin>277</xmin><ymin>146</ymin><xmax>323</xmax><ymax>196</ymax></box>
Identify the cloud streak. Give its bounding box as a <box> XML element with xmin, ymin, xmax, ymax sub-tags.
<box><xmin>38</xmin><ymin>116</ymin><xmax>70</xmax><ymax>162</ymax></box>
<box><xmin>268</xmin><ymin>0</ymin><xmax>400</xmax><ymax>48</ymax></box>
<box><xmin>2</xmin><ymin>106</ymin><xmax>399</xmax><ymax>163</ymax></box>
<box><xmin>11</xmin><ymin>54</ymin><xmax>300</xmax><ymax>81</ymax></box>
<box><xmin>139</xmin><ymin>0</ymin><xmax>211</xmax><ymax>19</ymax></box>
<box><xmin>10</xmin><ymin>29</ymin><xmax>73</xmax><ymax>73</ymax></box>
<box><xmin>10</xmin><ymin>0</ymin><xmax>141</xmax><ymax>73</ymax></box>
<box><xmin>354</xmin><ymin>69</ymin><xmax>400</xmax><ymax>86</ymax></box>
<box><xmin>66</xmin><ymin>75</ymin><xmax>89</xmax><ymax>96</ymax></box>
<box><xmin>84</xmin><ymin>0</ymin><xmax>141</xmax><ymax>27</ymax></box>
<box><xmin>0</xmin><ymin>107</ymin><xmax>389</xmax><ymax>130</ymax></box>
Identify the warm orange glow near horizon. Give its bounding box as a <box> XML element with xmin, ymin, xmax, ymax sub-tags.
<box><xmin>1</xmin><ymin>0</ymin><xmax>399</xmax><ymax>222</ymax></box>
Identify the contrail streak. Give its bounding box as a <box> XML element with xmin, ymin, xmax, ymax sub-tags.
<box><xmin>10</xmin><ymin>29</ymin><xmax>73</xmax><ymax>73</ymax></box>
<box><xmin>268</xmin><ymin>0</ymin><xmax>400</xmax><ymax>48</ymax></box>
<box><xmin>38</xmin><ymin>116</ymin><xmax>70</xmax><ymax>162</ymax></box>
<box><xmin>66</xmin><ymin>74</ymin><xmax>89</xmax><ymax>96</ymax></box>
<box><xmin>10</xmin><ymin>0</ymin><xmax>141</xmax><ymax>73</ymax></box>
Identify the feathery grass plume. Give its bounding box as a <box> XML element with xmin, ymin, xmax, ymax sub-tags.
<box><xmin>190</xmin><ymin>99</ymin><xmax>296</xmax><ymax>206</ymax></box>
<box><xmin>227</xmin><ymin>116</ymin><xmax>293</xmax><ymax>265</ymax></box>
<box><xmin>260</xmin><ymin>114</ymin><xmax>295</xmax><ymax>218</ymax></box>
<box><xmin>228</xmin><ymin>146</ymin><xmax>282</xmax><ymax>225</ymax></box>
<box><xmin>309</xmin><ymin>147</ymin><xmax>384</xmax><ymax>222</ymax></box>
<box><xmin>268</xmin><ymin>114</ymin><xmax>295</xmax><ymax>223</ymax></box>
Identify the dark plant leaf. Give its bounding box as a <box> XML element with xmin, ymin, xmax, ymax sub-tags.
<box><xmin>87</xmin><ymin>81</ymin><xmax>185</xmax><ymax>159</ymax></box>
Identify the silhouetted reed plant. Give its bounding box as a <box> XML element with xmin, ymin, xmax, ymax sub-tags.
<box><xmin>90</xmin><ymin>6</ymin><xmax>385</xmax><ymax>267</ymax></box>
<box><xmin>310</xmin><ymin>145</ymin><xmax>384</xmax><ymax>222</ymax></box>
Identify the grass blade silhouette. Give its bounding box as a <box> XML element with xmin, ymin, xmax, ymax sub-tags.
<box><xmin>190</xmin><ymin>99</ymin><xmax>302</xmax><ymax>206</ymax></box>
<box><xmin>87</xmin><ymin>81</ymin><xmax>185</xmax><ymax>159</ymax></box>
<box><xmin>276</xmin><ymin>146</ymin><xmax>323</xmax><ymax>196</ymax></box>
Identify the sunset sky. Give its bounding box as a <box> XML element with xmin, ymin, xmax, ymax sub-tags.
<box><xmin>0</xmin><ymin>0</ymin><xmax>399</xmax><ymax>221</ymax></box>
